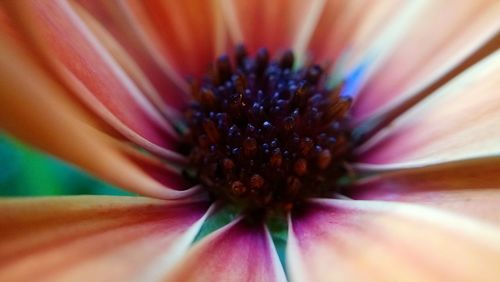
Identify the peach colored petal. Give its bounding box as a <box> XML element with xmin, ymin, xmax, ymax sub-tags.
<box><xmin>353</xmin><ymin>157</ymin><xmax>500</xmax><ymax>192</ymax></box>
<box><xmin>220</xmin><ymin>0</ymin><xmax>326</xmax><ymax>55</ymax></box>
<box><xmin>0</xmin><ymin>196</ymin><xmax>210</xmax><ymax>282</ymax></box>
<box><xmin>288</xmin><ymin>199</ymin><xmax>500</xmax><ymax>282</ymax></box>
<box><xmin>0</xmin><ymin>36</ymin><xmax>198</xmax><ymax>199</ymax></box>
<box><xmin>352</xmin><ymin>0</ymin><xmax>500</xmax><ymax>123</ymax></box>
<box><xmin>351</xmin><ymin>33</ymin><xmax>499</xmax><ymax>146</ymax></box>
<box><xmin>124</xmin><ymin>0</ymin><xmax>228</xmax><ymax>78</ymax></box>
<box><xmin>9</xmin><ymin>0</ymin><xmax>184</xmax><ymax>161</ymax></box>
<box><xmin>356</xmin><ymin>189</ymin><xmax>500</xmax><ymax>228</ymax></box>
<box><xmin>74</xmin><ymin>0</ymin><xmax>190</xmax><ymax>114</ymax></box>
<box><xmin>349</xmin><ymin>157</ymin><xmax>500</xmax><ymax>225</ymax></box>
<box><xmin>165</xmin><ymin>219</ymin><xmax>286</xmax><ymax>282</ymax></box>
<box><xmin>357</xmin><ymin>50</ymin><xmax>500</xmax><ymax>167</ymax></box>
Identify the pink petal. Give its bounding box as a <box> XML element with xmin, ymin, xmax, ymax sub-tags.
<box><xmin>351</xmin><ymin>0</ymin><xmax>500</xmax><ymax>123</ymax></box>
<box><xmin>288</xmin><ymin>199</ymin><xmax>500</xmax><ymax>282</ymax></box>
<box><xmin>74</xmin><ymin>0</ymin><xmax>190</xmax><ymax>114</ymax></box>
<box><xmin>166</xmin><ymin>219</ymin><xmax>286</xmax><ymax>282</ymax></box>
<box><xmin>0</xmin><ymin>36</ymin><xmax>196</xmax><ymax>199</ymax></box>
<box><xmin>348</xmin><ymin>157</ymin><xmax>500</xmax><ymax>226</ymax></box>
<box><xmin>124</xmin><ymin>0</ymin><xmax>228</xmax><ymax>78</ymax></box>
<box><xmin>0</xmin><ymin>196</ymin><xmax>210</xmax><ymax>281</ymax></box>
<box><xmin>357</xmin><ymin>50</ymin><xmax>500</xmax><ymax>167</ymax></box>
<box><xmin>10</xmin><ymin>1</ymin><xmax>183</xmax><ymax>160</ymax></box>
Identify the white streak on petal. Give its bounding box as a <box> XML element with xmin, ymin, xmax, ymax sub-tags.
<box><xmin>117</xmin><ymin>0</ymin><xmax>190</xmax><ymax>94</ymax></box>
<box><xmin>219</xmin><ymin>0</ymin><xmax>244</xmax><ymax>44</ymax></box>
<box><xmin>61</xmin><ymin>0</ymin><xmax>176</xmax><ymax>137</ymax></box>
<box><xmin>312</xmin><ymin>198</ymin><xmax>500</xmax><ymax>248</ymax></box>
<box><xmin>358</xmin><ymin>50</ymin><xmax>500</xmax><ymax>167</ymax></box>
<box><xmin>293</xmin><ymin>0</ymin><xmax>327</xmax><ymax>65</ymax></box>
<box><xmin>286</xmin><ymin>213</ymin><xmax>310</xmax><ymax>282</ymax></box>
<box><xmin>138</xmin><ymin>202</ymin><xmax>218</xmax><ymax>282</ymax></box>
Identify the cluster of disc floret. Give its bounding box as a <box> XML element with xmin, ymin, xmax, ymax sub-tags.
<box><xmin>183</xmin><ymin>46</ymin><xmax>352</xmax><ymax>212</ymax></box>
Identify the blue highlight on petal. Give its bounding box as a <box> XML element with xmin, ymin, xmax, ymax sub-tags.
<box><xmin>340</xmin><ymin>59</ymin><xmax>370</xmax><ymax>100</ymax></box>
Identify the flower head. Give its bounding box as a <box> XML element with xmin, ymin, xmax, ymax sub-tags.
<box><xmin>1</xmin><ymin>0</ymin><xmax>500</xmax><ymax>281</ymax></box>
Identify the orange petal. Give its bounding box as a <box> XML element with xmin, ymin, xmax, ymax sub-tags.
<box><xmin>124</xmin><ymin>0</ymin><xmax>228</xmax><ymax>78</ymax></box>
<box><xmin>9</xmin><ymin>1</ymin><xmax>183</xmax><ymax>160</ymax></box>
<box><xmin>0</xmin><ymin>35</ymin><xmax>196</xmax><ymax>199</ymax></box>
<box><xmin>0</xmin><ymin>196</ymin><xmax>210</xmax><ymax>281</ymax></box>
<box><xmin>220</xmin><ymin>0</ymin><xmax>326</xmax><ymax>55</ymax></box>
<box><xmin>166</xmin><ymin>219</ymin><xmax>287</xmax><ymax>281</ymax></box>
<box><xmin>307</xmin><ymin>0</ymin><xmax>402</xmax><ymax>66</ymax></box>
<box><xmin>0</xmin><ymin>2</ymin><xmax>25</xmax><ymax>45</ymax></box>
<box><xmin>357</xmin><ymin>50</ymin><xmax>500</xmax><ymax>167</ymax></box>
<box><xmin>352</xmin><ymin>0</ymin><xmax>500</xmax><ymax>122</ymax></box>
<box><xmin>288</xmin><ymin>199</ymin><xmax>500</xmax><ymax>282</ymax></box>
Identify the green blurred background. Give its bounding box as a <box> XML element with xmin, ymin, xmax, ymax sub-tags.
<box><xmin>0</xmin><ymin>132</ymin><xmax>134</xmax><ymax>197</ymax></box>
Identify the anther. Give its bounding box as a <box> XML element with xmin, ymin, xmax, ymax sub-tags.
<box><xmin>202</xmin><ymin>119</ymin><xmax>220</xmax><ymax>143</ymax></box>
<box><xmin>305</xmin><ymin>65</ymin><xmax>323</xmax><ymax>84</ymax></box>
<box><xmin>250</xmin><ymin>174</ymin><xmax>265</xmax><ymax>190</ymax></box>
<box><xmin>283</xmin><ymin>116</ymin><xmax>295</xmax><ymax>131</ymax></box>
<box><xmin>216</xmin><ymin>55</ymin><xmax>231</xmax><ymax>81</ymax></box>
<box><xmin>222</xmin><ymin>158</ymin><xmax>235</xmax><ymax>172</ymax></box>
<box><xmin>270</xmin><ymin>149</ymin><xmax>283</xmax><ymax>168</ymax></box>
<box><xmin>294</xmin><ymin>158</ymin><xmax>308</xmax><ymax>176</ymax></box>
<box><xmin>317</xmin><ymin>149</ymin><xmax>332</xmax><ymax>169</ymax></box>
<box><xmin>200</xmin><ymin>88</ymin><xmax>216</xmax><ymax>108</ymax></box>
<box><xmin>255</xmin><ymin>48</ymin><xmax>269</xmax><ymax>74</ymax></box>
<box><xmin>299</xmin><ymin>137</ymin><xmax>314</xmax><ymax>156</ymax></box>
<box><xmin>231</xmin><ymin>181</ymin><xmax>246</xmax><ymax>196</ymax></box>
<box><xmin>243</xmin><ymin>137</ymin><xmax>257</xmax><ymax>156</ymax></box>
<box><xmin>235</xmin><ymin>44</ymin><xmax>248</xmax><ymax>67</ymax></box>
<box><xmin>279</xmin><ymin>50</ymin><xmax>294</xmax><ymax>69</ymax></box>
<box><xmin>197</xmin><ymin>134</ymin><xmax>210</xmax><ymax>149</ymax></box>
<box><xmin>287</xmin><ymin>176</ymin><xmax>301</xmax><ymax>196</ymax></box>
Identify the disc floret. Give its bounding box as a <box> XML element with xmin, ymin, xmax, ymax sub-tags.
<box><xmin>184</xmin><ymin>46</ymin><xmax>352</xmax><ymax>212</ymax></box>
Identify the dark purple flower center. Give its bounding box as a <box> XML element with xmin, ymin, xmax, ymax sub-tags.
<box><xmin>182</xmin><ymin>46</ymin><xmax>352</xmax><ymax>213</ymax></box>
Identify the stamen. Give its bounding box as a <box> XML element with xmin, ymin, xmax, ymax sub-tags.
<box><xmin>183</xmin><ymin>46</ymin><xmax>352</xmax><ymax>212</ymax></box>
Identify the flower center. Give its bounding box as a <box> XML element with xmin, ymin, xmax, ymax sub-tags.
<box><xmin>182</xmin><ymin>46</ymin><xmax>352</xmax><ymax>213</ymax></box>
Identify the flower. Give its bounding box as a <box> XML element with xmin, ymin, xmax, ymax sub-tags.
<box><xmin>1</xmin><ymin>0</ymin><xmax>500</xmax><ymax>281</ymax></box>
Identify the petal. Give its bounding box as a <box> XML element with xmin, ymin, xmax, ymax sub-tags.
<box><xmin>166</xmin><ymin>219</ymin><xmax>287</xmax><ymax>282</ymax></box>
<box><xmin>220</xmin><ymin>0</ymin><xmax>325</xmax><ymax>55</ymax></box>
<box><xmin>307</xmin><ymin>0</ymin><xmax>402</xmax><ymax>65</ymax></box>
<box><xmin>351</xmin><ymin>0</ymin><xmax>500</xmax><ymax>122</ymax></box>
<box><xmin>0</xmin><ymin>196</ymin><xmax>210</xmax><ymax>281</ymax></box>
<box><xmin>122</xmin><ymin>145</ymin><xmax>193</xmax><ymax>191</ymax></box>
<box><xmin>288</xmin><ymin>199</ymin><xmax>500</xmax><ymax>282</ymax></box>
<box><xmin>348</xmin><ymin>157</ymin><xmax>500</xmax><ymax>226</ymax></box>
<box><xmin>124</xmin><ymin>0</ymin><xmax>228</xmax><ymax>77</ymax></box>
<box><xmin>0</xmin><ymin>2</ymin><xmax>24</xmax><ymax>44</ymax></box>
<box><xmin>357</xmin><ymin>50</ymin><xmax>500</xmax><ymax>167</ymax></box>
<box><xmin>356</xmin><ymin>189</ymin><xmax>500</xmax><ymax>227</ymax></box>
<box><xmin>74</xmin><ymin>0</ymin><xmax>190</xmax><ymax>114</ymax></box>
<box><xmin>10</xmin><ymin>1</ymin><xmax>183</xmax><ymax>160</ymax></box>
<box><xmin>0</xmin><ymin>36</ymin><xmax>195</xmax><ymax>199</ymax></box>
<box><xmin>353</xmin><ymin>157</ymin><xmax>500</xmax><ymax>193</ymax></box>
